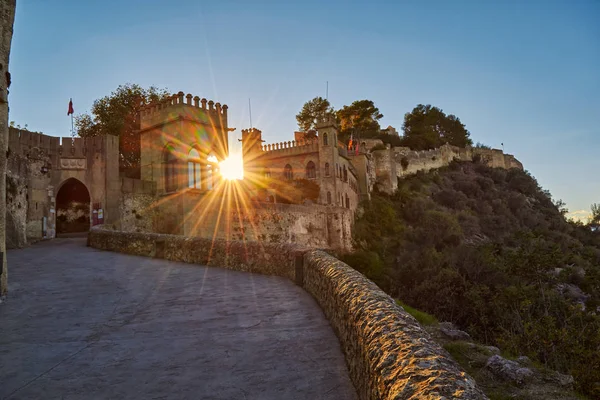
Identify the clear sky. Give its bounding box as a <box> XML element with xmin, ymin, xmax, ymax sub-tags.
<box><xmin>8</xmin><ymin>0</ymin><xmax>599</xmax><ymax>219</ymax></box>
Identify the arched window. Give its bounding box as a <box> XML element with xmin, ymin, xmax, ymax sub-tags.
<box><xmin>323</xmin><ymin>132</ymin><xmax>328</xmax><ymax>146</ymax></box>
<box><xmin>346</xmin><ymin>194</ymin><xmax>350</xmax><ymax>209</ymax></box>
<box><xmin>207</xmin><ymin>152</ymin><xmax>217</xmax><ymax>190</ymax></box>
<box><xmin>284</xmin><ymin>164</ymin><xmax>293</xmax><ymax>180</ymax></box>
<box><xmin>343</xmin><ymin>165</ymin><xmax>348</xmax><ymax>182</ymax></box>
<box><xmin>306</xmin><ymin>161</ymin><xmax>316</xmax><ymax>179</ymax></box>
<box><xmin>164</xmin><ymin>146</ymin><xmax>177</xmax><ymax>192</ymax></box>
<box><xmin>327</xmin><ymin>191</ymin><xmax>332</xmax><ymax>204</ymax></box>
<box><xmin>325</xmin><ymin>163</ymin><xmax>330</xmax><ymax>177</ymax></box>
<box><xmin>188</xmin><ymin>148</ymin><xmax>202</xmax><ymax>189</ymax></box>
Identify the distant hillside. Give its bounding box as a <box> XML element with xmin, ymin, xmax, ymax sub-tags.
<box><xmin>344</xmin><ymin>160</ymin><xmax>600</xmax><ymax>397</ymax></box>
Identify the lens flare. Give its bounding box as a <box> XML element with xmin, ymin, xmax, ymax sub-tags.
<box><xmin>219</xmin><ymin>156</ymin><xmax>244</xmax><ymax>180</ymax></box>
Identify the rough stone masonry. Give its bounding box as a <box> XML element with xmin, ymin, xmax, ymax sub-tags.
<box><xmin>0</xmin><ymin>0</ymin><xmax>17</xmax><ymax>295</ymax></box>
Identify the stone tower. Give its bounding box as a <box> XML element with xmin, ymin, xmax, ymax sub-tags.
<box><xmin>316</xmin><ymin>115</ymin><xmax>339</xmax><ymax>206</ymax></box>
<box><xmin>138</xmin><ymin>92</ymin><xmax>229</xmax><ymax>194</ymax></box>
<box><xmin>0</xmin><ymin>0</ymin><xmax>16</xmax><ymax>295</ymax></box>
<box><xmin>241</xmin><ymin>128</ymin><xmax>264</xmax><ymax>180</ymax></box>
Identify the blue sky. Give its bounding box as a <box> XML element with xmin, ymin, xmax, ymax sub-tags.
<box><xmin>9</xmin><ymin>0</ymin><xmax>599</xmax><ymax>218</ymax></box>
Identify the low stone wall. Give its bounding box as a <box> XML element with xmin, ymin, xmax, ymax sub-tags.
<box><xmin>88</xmin><ymin>226</ymin><xmax>304</xmax><ymax>282</ymax></box>
<box><xmin>303</xmin><ymin>251</ymin><xmax>486</xmax><ymax>399</ymax></box>
<box><xmin>88</xmin><ymin>226</ymin><xmax>486</xmax><ymax>399</ymax></box>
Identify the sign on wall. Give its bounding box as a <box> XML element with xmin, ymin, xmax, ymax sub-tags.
<box><xmin>59</xmin><ymin>158</ymin><xmax>87</xmax><ymax>170</ymax></box>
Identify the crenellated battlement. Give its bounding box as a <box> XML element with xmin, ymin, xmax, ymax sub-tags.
<box><xmin>139</xmin><ymin>91</ymin><xmax>228</xmax><ymax>121</ymax></box>
<box><xmin>8</xmin><ymin>127</ymin><xmax>112</xmax><ymax>158</ymax></box>
<box><xmin>261</xmin><ymin>138</ymin><xmax>318</xmax><ymax>155</ymax></box>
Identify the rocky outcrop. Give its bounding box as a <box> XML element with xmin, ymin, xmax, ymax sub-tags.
<box><xmin>439</xmin><ymin>322</ymin><xmax>472</xmax><ymax>341</ymax></box>
<box><xmin>485</xmin><ymin>355</ymin><xmax>534</xmax><ymax>386</ymax></box>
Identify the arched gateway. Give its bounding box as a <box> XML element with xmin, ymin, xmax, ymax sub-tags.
<box><xmin>55</xmin><ymin>178</ymin><xmax>91</xmax><ymax>235</ymax></box>
<box><xmin>6</xmin><ymin>129</ymin><xmax>121</xmax><ymax>241</ymax></box>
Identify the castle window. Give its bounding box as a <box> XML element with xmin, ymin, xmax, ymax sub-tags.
<box><xmin>343</xmin><ymin>165</ymin><xmax>348</xmax><ymax>182</ymax></box>
<box><xmin>188</xmin><ymin>148</ymin><xmax>202</xmax><ymax>189</ymax></box>
<box><xmin>323</xmin><ymin>132</ymin><xmax>328</xmax><ymax>146</ymax></box>
<box><xmin>207</xmin><ymin>152</ymin><xmax>217</xmax><ymax>190</ymax></box>
<box><xmin>325</xmin><ymin>163</ymin><xmax>330</xmax><ymax>176</ymax></box>
<box><xmin>327</xmin><ymin>191</ymin><xmax>332</xmax><ymax>204</ymax></box>
<box><xmin>346</xmin><ymin>195</ymin><xmax>350</xmax><ymax>209</ymax></box>
<box><xmin>306</xmin><ymin>161</ymin><xmax>316</xmax><ymax>179</ymax></box>
<box><xmin>164</xmin><ymin>146</ymin><xmax>178</xmax><ymax>193</ymax></box>
<box><xmin>284</xmin><ymin>164</ymin><xmax>293</xmax><ymax>180</ymax></box>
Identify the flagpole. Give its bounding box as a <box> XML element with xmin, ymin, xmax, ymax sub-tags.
<box><xmin>68</xmin><ymin>98</ymin><xmax>75</xmax><ymax>138</ymax></box>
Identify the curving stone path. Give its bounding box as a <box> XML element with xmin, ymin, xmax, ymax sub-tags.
<box><xmin>0</xmin><ymin>238</ymin><xmax>357</xmax><ymax>400</ymax></box>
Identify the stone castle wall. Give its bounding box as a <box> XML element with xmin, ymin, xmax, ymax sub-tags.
<box><xmin>0</xmin><ymin>0</ymin><xmax>17</xmax><ymax>294</ymax></box>
<box><xmin>118</xmin><ymin>189</ymin><xmax>354</xmax><ymax>251</ymax></box>
<box><xmin>5</xmin><ymin>153</ymin><xmax>29</xmax><ymax>248</ymax></box>
<box><xmin>88</xmin><ymin>226</ymin><xmax>486</xmax><ymax>399</ymax></box>
<box><xmin>186</xmin><ymin>198</ymin><xmax>353</xmax><ymax>250</ymax></box>
<box><xmin>118</xmin><ymin>177</ymin><xmax>157</xmax><ymax>233</ymax></box>
<box><xmin>4</xmin><ymin>128</ymin><xmax>121</xmax><ymax>251</ymax></box>
<box><xmin>366</xmin><ymin>143</ymin><xmax>523</xmax><ymax>194</ymax></box>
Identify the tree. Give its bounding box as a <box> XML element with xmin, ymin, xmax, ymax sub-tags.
<box><xmin>336</xmin><ymin>100</ymin><xmax>383</xmax><ymax>139</ymax></box>
<box><xmin>590</xmin><ymin>203</ymin><xmax>600</xmax><ymax>229</ymax></box>
<box><xmin>296</xmin><ymin>97</ymin><xmax>334</xmax><ymax>133</ymax></box>
<box><xmin>75</xmin><ymin>83</ymin><xmax>170</xmax><ymax>177</ymax></box>
<box><xmin>401</xmin><ymin>104</ymin><xmax>472</xmax><ymax>150</ymax></box>
<box><xmin>9</xmin><ymin>121</ymin><xmax>28</xmax><ymax>130</ymax></box>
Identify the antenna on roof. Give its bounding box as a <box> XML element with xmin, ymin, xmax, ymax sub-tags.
<box><xmin>248</xmin><ymin>98</ymin><xmax>253</xmax><ymax>129</ymax></box>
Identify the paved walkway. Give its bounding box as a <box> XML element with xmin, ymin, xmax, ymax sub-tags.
<box><xmin>0</xmin><ymin>239</ymin><xmax>357</xmax><ymax>400</ymax></box>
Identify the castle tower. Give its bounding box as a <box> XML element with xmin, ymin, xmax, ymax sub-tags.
<box><xmin>316</xmin><ymin>116</ymin><xmax>339</xmax><ymax>206</ymax></box>
<box><xmin>241</xmin><ymin>128</ymin><xmax>263</xmax><ymax>181</ymax></box>
<box><xmin>138</xmin><ymin>92</ymin><xmax>229</xmax><ymax>194</ymax></box>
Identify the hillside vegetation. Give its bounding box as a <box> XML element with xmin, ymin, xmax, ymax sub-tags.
<box><xmin>344</xmin><ymin>160</ymin><xmax>600</xmax><ymax>397</ymax></box>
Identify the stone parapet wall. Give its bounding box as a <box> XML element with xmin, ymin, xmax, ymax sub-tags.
<box><xmin>88</xmin><ymin>226</ymin><xmax>303</xmax><ymax>282</ymax></box>
<box><xmin>303</xmin><ymin>251</ymin><xmax>486</xmax><ymax>399</ymax></box>
<box><xmin>88</xmin><ymin>226</ymin><xmax>486</xmax><ymax>399</ymax></box>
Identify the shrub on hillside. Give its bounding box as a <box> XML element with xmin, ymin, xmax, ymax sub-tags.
<box><xmin>349</xmin><ymin>161</ymin><xmax>600</xmax><ymax>397</ymax></box>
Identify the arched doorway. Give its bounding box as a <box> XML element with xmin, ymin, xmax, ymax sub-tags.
<box><xmin>56</xmin><ymin>178</ymin><xmax>91</xmax><ymax>235</ymax></box>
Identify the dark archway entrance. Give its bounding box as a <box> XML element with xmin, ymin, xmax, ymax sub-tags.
<box><xmin>56</xmin><ymin>178</ymin><xmax>91</xmax><ymax>235</ymax></box>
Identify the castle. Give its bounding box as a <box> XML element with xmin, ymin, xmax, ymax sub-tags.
<box><xmin>4</xmin><ymin>90</ymin><xmax>522</xmax><ymax>252</ymax></box>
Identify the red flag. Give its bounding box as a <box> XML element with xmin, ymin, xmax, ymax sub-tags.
<box><xmin>67</xmin><ymin>99</ymin><xmax>74</xmax><ymax>115</ymax></box>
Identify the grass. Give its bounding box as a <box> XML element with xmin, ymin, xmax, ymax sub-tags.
<box><xmin>395</xmin><ymin>299</ymin><xmax>438</xmax><ymax>326</ymax></box>
<box><xmin>443</xmin><ymin>341</ymin><xmax>473</xmax><ymax>366</ymax></box>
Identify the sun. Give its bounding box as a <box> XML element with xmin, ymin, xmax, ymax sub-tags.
<box><xmin>219</xmin><ymin>156</ymin><xmax>244</xmax><ymax>180</ymax></box>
